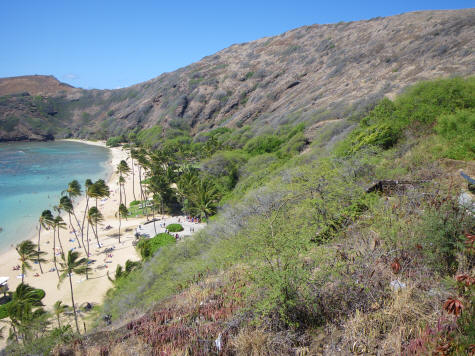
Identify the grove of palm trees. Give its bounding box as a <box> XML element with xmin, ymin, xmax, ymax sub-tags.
<box><xmin>0</xmin><ymin>134</ymin><xmax>219</xmax><ymax>352</ymax></box>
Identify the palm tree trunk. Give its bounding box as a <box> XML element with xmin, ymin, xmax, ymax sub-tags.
<box><xmin>123</xmin><ymin>183</ymin><xmax>127</xmax><ymax>207</ymax></box>
<box><xmin>68</xmin><ymin>213</ymin><xmax>81</xmax><ymax>249</ymax></box>
<box><xmin>81</xmin><ymin>197</ymin><xmax>89</xmax><ymax>241</ymax></box>
<box><xmin>86</xmin><ymin>221</ymin><xmax>90</xmax><ymax>280</ymax></box>
<box><xmin>139</xmin><ymin>166</ymin><xmax>144</xmax><ymax>205</ymax></box>
<box><xmin>70</xmin><ymin>211</ymin><xmax>82</xmax><ymax>248</ymax></box>
<box><xmin>53</xmin><ymin>228</ymin><xmax>60</xmax><ymax>278</ymax></box>
<box><xmin>118</xmin><ymin>214</ymin><xmax>121</xmax><ymax>244</ymax></box>
<box><xmin>57</xmin><ymin>227</ymin><xmax>65</xmax><ymax>255</ymax></box>
<box><xmin>37</xmin><ymin>225</ymin><xmax>44</xmax><ymax>274</ymax></box>
<box><xmin>75</xmin><ymin>210</ymin><xmax>88</xmax><ymax>256</ymax></box>
<box><xmin>131</xmin><ymin>156</ymin><xmax>136</xmax><ymax>201</ymax></box>
<box><xmin>119</xmin><ymin>175</ymin><xmax>122</xmax><ymax>206</ymax></box>
<box><xmin>152</xmin><ymin>204</ymin><xmax>157</xmax><ymax>235</ymax></box>
<box><xmin>68</xmin><ymin>272</ymin><xmax>80</xmax><ymax>334</ymax></box>
<box><xmin>138</xmin><ymin>165</ymin><xmax>149</xmax><ymax>220</ymax></box>
<box><xmin>91</xmin><ymin>221</ymin><xmax>100</xmax><ymax>247</ymax></box>
<box><xmin>72</xmin><ymin>209</ymin><xmax>82</xmax><ymax>240</ymax></box>
<box><xmin>21</xmin><ymin>263</ymin><xmax>25</xmax><ymax>283</ymax></box>
<box><xmin>12</xmin><ymin>324</ymin><xmax>19</xmax><ymax>342</ymax></box>
<box><xmin>57</xmin><ymin>315</ymin><xmax>61</xmax><ymax>328</ymax></box>
<box><xmin>144</xmin><ymin>187</ymin><xmax>149</xmax><ymax>221</ymax></box>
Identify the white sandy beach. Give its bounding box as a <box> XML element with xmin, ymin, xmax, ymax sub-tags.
<box><xmin>0</xmin><ymin>140</ymin><xmax>144</xmax><ymax>336</ymax></box>
<box><xmin>0</xmin><ymin>141</ymin><xmax>143</xmax><ymax>308</ymax></box>
<box><xmin>0</xmin><ymin>139</ymin><xmax>206</xmax><ymax>345</ymax></box>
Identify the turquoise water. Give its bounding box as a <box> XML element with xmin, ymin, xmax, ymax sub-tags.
<box><xmin>0</xmin><ymin>141</ymin><xmax>111</xmax><ymax>252</ymax></box>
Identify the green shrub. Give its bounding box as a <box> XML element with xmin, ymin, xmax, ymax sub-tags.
<box><xmin>336</xmin><ymin>123</ymin><xmax>400</xmax><ymax>156</ymax></box>
<box><xmin>336</xmin><ymin>77</ymin><xmax>474</xmax><ymax>156</ymax></box>
<box><xmin>106</xmin><ymin>135</ymin><xmax>124</xmax><ymax>147</ymax></box>
<box><xmin>130</xmin><ymin>200</ymin><xmax>140</xmax><ymax>206</ymax></box>
<box><xmin>5</xmin><ymin>325</ymin><xmax>74</xmax><ymax>355</ymax></box>
<box><xmin>137</xmin><ymin>233</ymin><xmax>175</xmax><ymax>259</ymax></box>
<box><xmin>393</xmin><ymin>77</ymin><xmax>474</xmax><ymax>127</ymax></box>
<box><xmin>278</xmin><ymin>131</ymin><xmax>308</xmax><ymax>156</ymax></box>
<box><xmin>434</xmin><ymin>109</ymin><xmax>475</xmax><ymax>160</ymax></box>
<box><xmin>166</xmin><ymin>223</ymin><xmax>184</xmax><ymax>232</ymax></box>
<box><xmin>136</xmin><ymin>126</ymin><xmax>163</xmax><ymax>146</ymax></box>
<box><xmin>244</xmin><ymin>135</ymin><xmax>283</xmax><ymax>155</ymax></box>
<box><xmin>417</xmin><ymin>195</ymin><xmax>471</xmax><ymax>274</ymax></box>
<box><xmin>0</xmin><ymin>116</ymin><xmax>20</xmax><ymax>131</ymax></box>
<box><xmin>162</xmin><ymin>135</ymin><xmax>192</xmax><ymax>153</ymax></box>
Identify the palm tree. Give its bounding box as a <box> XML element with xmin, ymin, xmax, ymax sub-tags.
<box><xmin>52</xmin><ymin>300</ymin><xmax>69</xmax><ymax>328</ymax></box>
<box><xmin>59</xmin><ymin>196</ymin><xmax>82</xmax><ymax>249</ymax></box>
<box><xmin>5</xmin><ymin>283</ymin><xmax>46</xmax><ymax>343</ymax></box>
<box><xmin>136</xmin><ymin>150</ymin><xmax>149</xmax><ymax>207</ymax></box>
<box><xmin>130</xmin><ymin>148</ymin><xmax>139</xmax><ymax>201</ymax></box>
<box><xmin>62</xmin><ymin>180</ymin><xmax>83</xmax><ymax>242</ymax></box>
<box><xmin>176</xmin><ymin>168</ymin><xmax>199</xmax><ymax>216</ymax></box>
<box><xmin>53</xmin><ymin>216</ymin><xmax>67</xmax><ymax>255</ymax></box>
<box><xmin>85</xmin><ymin>216</ymin><xmax>91</xmax><ymax>280</ymax></box>
<box><xmin>63</xmin><ymin>179</ymin><xmax>82</xmax><ymax>198</ymax></box>
<box><xmin>108</xmin><ymin>259</ymin><xmax>140</xmax><ymax>283</ymax></box>
<box><xmin>87</xmin><ymin>207</ymin><xmax>103</xmax><ymax>247</ymax></box>
<box><xmin>188</xmin><ymin>179</ymin><xmax>220</xmax><ymax>220</ymax></box>
<box><xmin>16</xmin><ymin>241</ymin><xmax>46</xmax><ymax>283</ymax></box>
<box><xmin>117</xmin><ymin>203</ymin><xmax>128</xmax><ymax>244</ymax></box>
<box><xmin>93</xmin><ymin>179</ymin><xmax>110</xmax><ymax>210</ymax></box>
<box><xmin>51</xmin><ymin>216</ymin><xmax>67</xmax><ymax>278</ymax></box>
<box><xmin>151</xmin><ymin>195</ymin><xmax>159</xmax><ymax>235</ymax></box>
<box><xmin>58</xmin><ymin>250</ymin><xmax>89</xmax><ymax>334</ymax></box>
<box><xmin>149</xmin><ymin>172</ymin><xmax>175</xmax><ymax>215</ymax></box>
<box><xmin>80</xmin><ymin>179</ymin><xmax>109</xmax><ymax>251</ymax></box>
<box><xmin>118</xmin><ymin>175</ymin><xmax>126</xmax><ymax>205</ymax></box>
<box><xmin>37</xmin><ymin>210</ymin><xmax>54</xmax><ymax>274</ymax></box>
<box><xmin>116</xmin><ymin>160</ymin><xmax>130</xmax><ymax>206</ymax></box>
<box><xmin>80</xmin><ymin>179</ymin><xmax>94</xmax><ymax>245</ymax></box>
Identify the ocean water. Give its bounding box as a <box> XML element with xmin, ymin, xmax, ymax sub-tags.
<box><xmin>0</xmin><ymin>141</ymin><xmax>111</xmax><ymax>252</ymax></box>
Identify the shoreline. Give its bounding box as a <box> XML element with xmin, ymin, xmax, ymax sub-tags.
<box><xmin>0</xmin><ymin>139</ymin><xmax>112</xmax><ymax>255</ymax></box>
<box><xmin>0</xmin><ymin>139</ymin><xmax>143</xmax><ymax>338</ymax></box>
<box><xmin>0</xmin><ymin>139</ymin><xmax>206</xmax><ymax>347</ymax></box>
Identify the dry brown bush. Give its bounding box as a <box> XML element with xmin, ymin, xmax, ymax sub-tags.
<box><xmin>341</xmin><ymin>283</ymin><xmax>440</xmax><ymax>354</ymax></box>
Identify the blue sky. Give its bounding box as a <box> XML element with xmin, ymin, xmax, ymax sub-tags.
<box><xmin>0</xmin><ymin>1</ymin><xmax>472</xmax><ymax>89</ymax></box>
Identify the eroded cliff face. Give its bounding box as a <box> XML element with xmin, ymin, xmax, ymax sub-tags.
<box><xmin>1</xmin><ymin>9</ymin><xmax>474</xmax><ymax>142</ymax></box>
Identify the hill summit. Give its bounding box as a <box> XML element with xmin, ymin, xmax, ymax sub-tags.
<box><xmin>0</xmin><ymin>9</ymin><xmax>474</xmax><ymax>142</ymax></box>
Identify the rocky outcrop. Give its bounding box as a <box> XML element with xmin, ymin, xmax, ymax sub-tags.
<box><xmin>0</xmin><ymin>9</ymin><xmax>474</xmax><ymax>142</ymax></box>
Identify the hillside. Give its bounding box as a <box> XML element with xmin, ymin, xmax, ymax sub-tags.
<box><xmin>0</xmin><ymin>9</ymin><xmax>474</xmax><ymax>142</ymax></box>
<box><xmin>21</xmin><ymin>76</ymin><xmax>472</xmax><ymax>356</ymax></box>
<box><xmin>0</xmin><ymin>8</ymin><xmax>474</xmax><ymax>355</ymax></box>
<box><xmin>0</xmin><ymin>75</ymin><xmax>75</xmax><ymax>97</ymax></box>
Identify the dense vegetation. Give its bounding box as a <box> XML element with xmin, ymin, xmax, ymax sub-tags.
<box><xmin>89</xmin><ymin>77</ymin><xmax>474</xmax><ymax>354</ymax></box>
<box><xmin>335</xmin><ymin>77</ymin><xmax>475</xmax><ymax>159</ymax></box>
<box><xmin>3</xmin><ymin>77</ymin><xmax>474</xmax><ymax>355</ymax></box>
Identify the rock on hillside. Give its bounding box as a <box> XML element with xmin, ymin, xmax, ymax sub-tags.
<box><xmin>0</xmin><ymin>9</ymin><xmax>474</xmax><ymax>142</ymax></box>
